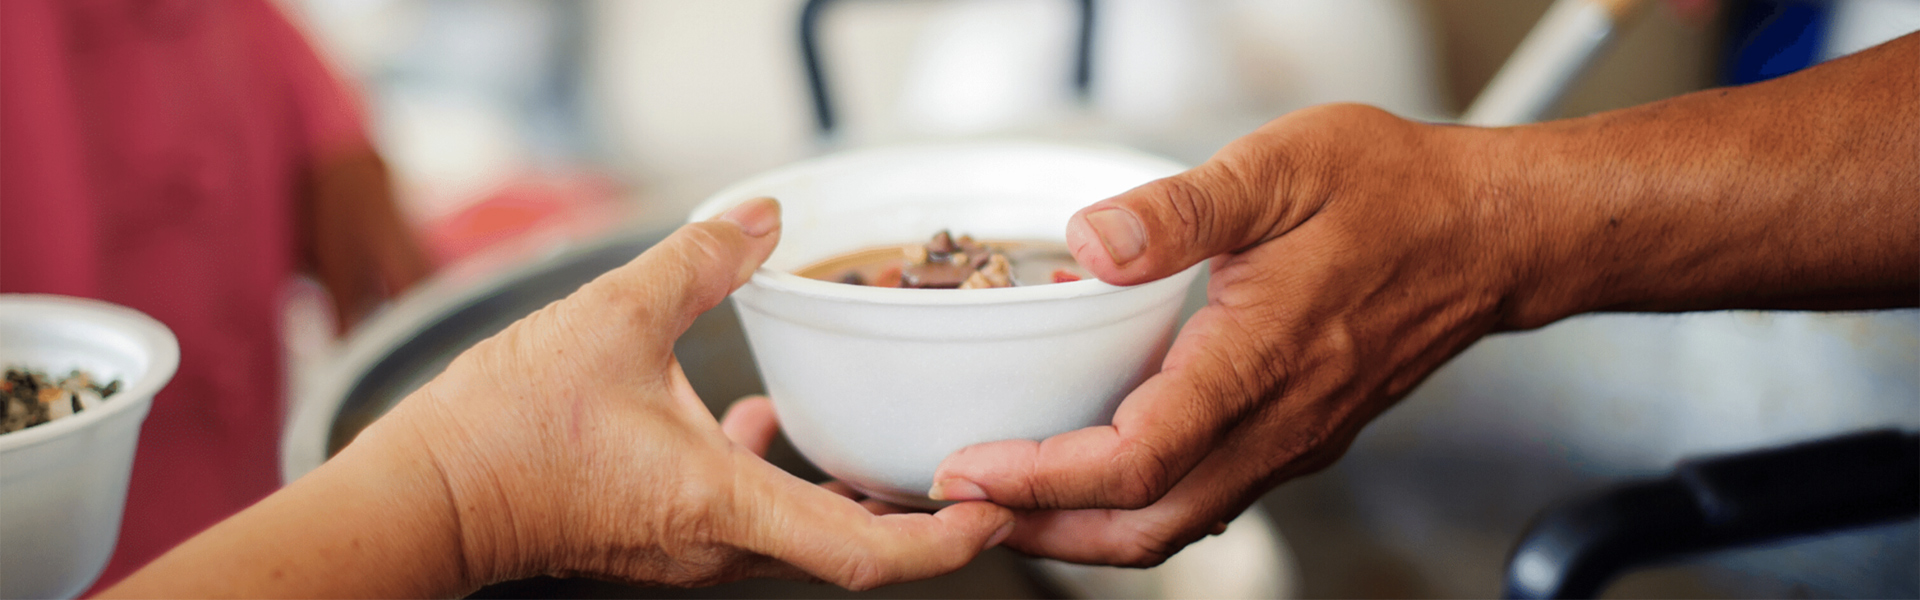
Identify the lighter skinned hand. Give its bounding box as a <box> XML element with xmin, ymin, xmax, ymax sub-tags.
<box><xmin>377</xmin><ymin>197</ymin><xmax>1015</xmax><ymax>589</ymax></box>
<box><xmin>929</xmin><ymin>105</ymin><xmax>1529</xmax><ymax>565</ymax></box>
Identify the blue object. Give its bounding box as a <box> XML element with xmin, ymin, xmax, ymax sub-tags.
<box><xmin>1722</xmin><ymin>0</ymin><xmax>1834</xmax><ymax>85</ymax></box>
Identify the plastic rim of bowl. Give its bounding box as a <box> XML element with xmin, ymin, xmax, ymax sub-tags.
<box><xmin>0</xmin><ymin>295</ymin><xmax>179</xmax><ymax>452</ymax></box>
<box><xmin>687</xmin><ymin>141</ymin><xmax>1188</xmax><ymax>306</ymax></box>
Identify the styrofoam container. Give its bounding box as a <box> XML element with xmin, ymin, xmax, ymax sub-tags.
<box><xmin>0</xmin><ymin>295</ymin><xmax>177</xmax><ymax>599</ymax></box>
<box><xmin>688</xmin><ymin>142</ymin><xmax>1199</xmax><ymax>507</ymax></box>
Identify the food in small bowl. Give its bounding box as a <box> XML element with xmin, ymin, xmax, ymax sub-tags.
<box><xmin>688</xmin><ymin>142</ymin><xmax>1199</xmax><ymax>508</ymax></box>
<box><xmin>796</xmin><ymin>230</ymin><xmax>1087</xmax><ymax>289</ymax></box>
<box><xmin>4</xmin><ymin>367</ymin><xmax>124</xmax><ymax>435</ymax></box>
<box><xmin>0</xmin><ymin>295</ymin><xmax>178</xmax><ymax>599</ymax></box>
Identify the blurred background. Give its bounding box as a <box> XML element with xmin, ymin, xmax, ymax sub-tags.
<box><xmin>254</xmin><ymin>0</ymin><xmax>1918</xmax><ymax>598</ymax></box>
<box><xmin>280</xmin><ymin>0</ymin><xmax>1713</xmax><ymax>237</ymax></box>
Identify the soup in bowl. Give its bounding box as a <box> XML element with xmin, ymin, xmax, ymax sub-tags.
<box><xmin>687</xmin><ymin>142</ymin><xmax>1199</xmax><ymax>508</ymax></box>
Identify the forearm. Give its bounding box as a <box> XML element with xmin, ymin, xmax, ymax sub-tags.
<box><xmin>1497</xmin><ymin>32</ymin><xmax>1919</xmax><ymax>326</ymax></box>
<box><xmin>97</xmin><ymin>412</ymin><xmax>472</xmax><ymax>598</ymax></box>
<box><xmin>304</xmin><ymin>144</ymin><xmax>433</xmax><ymax>331</ymax></box>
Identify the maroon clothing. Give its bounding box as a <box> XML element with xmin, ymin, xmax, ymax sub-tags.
<box><xmin>1</xmin><ymin>0</ymin><xmax>366</xmax><ymax>589</ymax></box>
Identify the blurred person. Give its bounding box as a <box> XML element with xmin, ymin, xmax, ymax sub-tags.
<box><xmin>928</xmin><ymin>32</ymin><xmax>1919</xmax><ymax>566</ymax></box>
<box><xmin>0</xmin><ymin>0</ymin><xmax>430</xmax><ymax>589</ymax></box>
<box><xmin>96</xmin><ymin>199</ymin><xmax>1015</xmax><ymax>597</ymax></box>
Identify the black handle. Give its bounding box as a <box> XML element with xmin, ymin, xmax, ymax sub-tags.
<box><xmin>1503</xmin><ymin>429</ymin><xmax>1920</xmax><ymax>599</ymax></box>
<box><xmin>798</xmin><ymin>0</ymin><xmax>1096</xmax><ymax>138</ymax></box>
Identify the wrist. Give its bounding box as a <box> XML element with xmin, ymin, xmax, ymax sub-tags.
<box><xmin>372</xmin><ymin>383</ymin><xmax>558</xmax><ymax>588</ymax></box>
<box><xmin>1462</xmin><ymin>123</ymin><xmax>1614</xmax><ymax>330</ymax></box>
<box><xmin>328</xmin><ymin>400</ymin><xmax>488</xmax><ymax>595</ymax></box>
<box><xmin>99</xmin><ymin>409</ymin><xmax>480</xmax><ymax>599</ymax></box>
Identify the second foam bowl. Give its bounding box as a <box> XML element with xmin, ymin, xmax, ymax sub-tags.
<box><xmin>688</xmin><ymin>142</ymin><xmax>1200</xmax><ymax>508</ymax></box>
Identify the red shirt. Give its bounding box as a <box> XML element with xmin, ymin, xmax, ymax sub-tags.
<box><xmin>1</xmin><ymin>0</ymin><xmax>366</xmax><ymax>589</ymax></box>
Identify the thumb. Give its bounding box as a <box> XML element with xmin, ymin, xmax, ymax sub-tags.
<box><xmin>1066</xmin><ymin>156</ymin><xmax>1311</xmax><ymax>285</ymax></box>
<box><xmin>578</xmin><ymin>196</ymin><xmax>782</xmax><ymax>346</ymax></box>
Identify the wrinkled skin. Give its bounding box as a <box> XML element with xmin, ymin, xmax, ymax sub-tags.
<box><xmin>932</xmin><ymin>32</ymin><xmax>1920</xmax><ymax>566</ymax></box>
<box><xmin>394</xmin><ymin>199</ymin><xmax>1015</xmax><ymax>589</ymax></box>
<box><xmin>936</xmin><ymin>105</ymin><xmax>1518</xmax><ymax>565</ymax></box>
<box><xmin>104</xmin><ymin>198</ymin><xmax>1014</xmax><ymax>598</ymax></box>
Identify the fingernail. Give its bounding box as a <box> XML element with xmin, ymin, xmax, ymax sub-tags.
<box><xmin>1082</xmin><ymin>208</ymin><xmax>1146</xmax><ymax>265</ymax></box>
<box><xmin>1210</xmin><ymin>520</ymin><xmax>1229</xmax><ymax>536</ymax></box>
<box><xmin>983</xmin><ymin>521</ymin><xmax>1015</xmax><ymax>550</ymax></box>
<box><xmin>716</xmin><ymin>196</ymin><xmax>780</xmax><ymax>237</ymax></box>
<box><xmin>928</xmin><ymin>478</ymin><xmax>988</xmax><ymax>502</ymax></box>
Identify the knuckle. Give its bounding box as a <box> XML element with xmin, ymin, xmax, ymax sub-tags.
<box><xmin>632</xmin><ymin>224</ymin><xmax>730</xmax><ymax>290</ymax></box>
<box><xmin>833</xmin><ymin>555</ymin><xmax>890</xmax><ymax>591</ymax></box>
<box><xmin>1230</xmin><ymin>102</ymin><xmax>1417</xmax><ymax>229</ymax></box>
<box><xmin>676</xmin><ymin>222</ymin><xmax>737</xmax><ymax>264</ymax></box>
<box><xmin>1108</xmin><ymin>444</ymin><xmax>1177</xmax><ymax>510</ymax></box>
<box><xmin>1200</xmin><ymin>149</ymin><xmax>1304</xmax><ymax>249</ymax></box>
<box><xmin>1294</xmin><ymin>102</ymin><xmax>1398</xmax><ymax>127</ymax></box>
<box><xmin>655</xmin><ymin>465</ymin><xmax>737</xmax><ymax>550</ymax></box>
<box><xmin>1021</xmin><ymin>442</ymin><xmax>1059</xmax><ymax>508</ymax></box>
<box><xmin>1245</xmin><ymin>343</ymin><xmax>1296</xmax><ymax>403</ymax></box>
<box><xmin>1150</xmin><ymin>176</ymin><xmax>1213</xmax><ymax>242</ymax></box>
<box><xmin>1319</xmin><ymin>326</ymin><xmax>1361</xmax><ymax>380</ymax></box>
<box><xmin>1111</xmin><ymin>521</ymin><xmax>1186</xmax><ymax>568</ymax></box>
<box><xmin>1205</xmin><ymin>257</ymin><xmax>1286</xmax><ymax>310</ymax></box>
<box><xmin>1109</xmin><ymin>477</ymin><xmax>1159</xmax><ymax>510</ymax></box>
<box><xmin>595</xmin><ymin>222</ymin><xmax>739</xmax><ymax>322</ymax></box>
<box><xmin>1214</xmin><ymin>315</ymin><xmax>1295</xmax><ymax>401</ymax></box>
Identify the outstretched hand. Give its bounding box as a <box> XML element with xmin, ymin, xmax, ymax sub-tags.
<box><xmin>395</xmin><ymin>196</ymin><xmax>1015</xmax><ymax>589</ymax></box>
<box><xmin>930</xmin><ymin>31</ymin><xmax>1920</xmax><ymax>567</ymax></box>
<box><xmin>104</xmin><ymin>197</ymin><xmax>1014</xmax><ymax>598</ymax></box>
<box><xmin>928</xmin><ymin>105</ymin><xmax>1519</xmax><ymax>565</ymax></box>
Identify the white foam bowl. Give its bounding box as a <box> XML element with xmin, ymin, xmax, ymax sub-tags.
<box><xmin>0</xmin><ymin>295</ymin><xmax>178</xmax><ymax>599</ymax></box>
<box><xmin>689</xmin><ymin>142</ymin><xmax>1199</xmax><ymax>507</ymax></box>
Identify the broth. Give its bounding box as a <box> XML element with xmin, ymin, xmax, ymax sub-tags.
<box><xmin>794</xmin><ymin>231</ymin><xmax>1087</xmax><ymax>288</ymax></box>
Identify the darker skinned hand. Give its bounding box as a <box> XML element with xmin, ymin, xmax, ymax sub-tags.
<box><xmin>930</xmin><ymin>104</ymin><xmax>1547</xmax><ymax>566</ymax></box>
